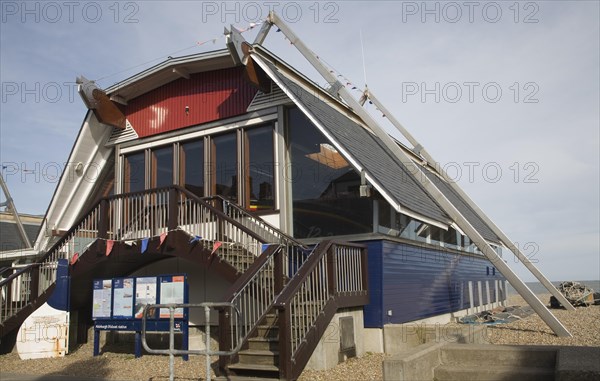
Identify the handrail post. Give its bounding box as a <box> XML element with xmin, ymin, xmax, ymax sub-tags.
<box><xmin>274</xmin><ymin>247</ymin><xmax>284</xmax><ymax>294</ymax></box>
<box><xmin>361</xmin><ymin>246</ymin><xmax>368</xmax><ymax>293</ymax></box>
<box><xmin>98</xmin><ymin>199</ymin><xmax>109</xmax><ymax>240</ymax></box>
<box><xmin>218</xmin><ymin>307</ymin><xmax>232</xmax><ymax>372</ymax></box>
<box><xmin>168</xmin><ymin>188</ymin><xmax>179</xmax><ymax>232</ymax></box>
<box><xmin>29</xmin><ymin>267</ymin><xmax>39</xmax><ymax>300</ymax></box>
<box><xmin>6</xmin><ymin>269</ymin><xmax>14</xmax><ymax>306</ymax></box>
<box><xmin>277</xmin><ymin>305</ymin><xmax>291</xmax><ymax>380</ymax></box>
<box><xmin>327</xmin><ymin>244</ymin><xmax>337</xmax><ymax>296</ymax></box>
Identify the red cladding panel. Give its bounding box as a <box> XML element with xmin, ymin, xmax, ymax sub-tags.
<box><xmin>125</xmin><ymin>67</ymin><xmax>257</xmax><ymax>138</ymax></box>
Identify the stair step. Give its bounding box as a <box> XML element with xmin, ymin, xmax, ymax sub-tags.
<box><xmin>434</xmin><ymin>364</ymin><xmax>555</xmax><ymax>381</ymax></box>
<box><xmin>238</xmin><ymin>349</ymin><xmax>279</xmax><ymax>366</ymax></box>
<box><xmin>214</xmin><ymin>376</ymin><xmax>279</xmax><ymax>381</ymax></box>
<box><xmin>227</xmin><ymin>362</ymin><xmax>280</xmax><ymax>379</ymax></box>
<box><xmin>256</xmin><ymin>325</ymin><xmax>278</xmax><ymax>338</ymax></box>
<box><xmin>441</xmin><ymin>344</ymin><xmax>557</xmax><ymax>368</ymax></box>
<box><xmin>248</xmin><ymin>337</ymin><xmax>279</xmax><ymax>351</ymax></box>
<box><xmin>262</xmin><ymin>313</ymin><xmax>278</xmax><ymax>326</ymax></box>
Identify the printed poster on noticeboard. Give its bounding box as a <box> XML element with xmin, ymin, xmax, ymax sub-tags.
<box><xmin>112</xmin><ymin>278</ymin><xmax>134</xmax><ymax>318</ymax></box>
<box><xmin>135</xmin><ymin>277</ymin><xmax>157</xmax><ymax>319</ymax></box>
<box><xmin>159</xmin><ymin>275</ymin><xmax>185</xmax><ymax>318</ymax></box>
<box><xmin>92</xmin><ymin>279</ymin><xmax>112</xmax><ymax>319</ymax></box>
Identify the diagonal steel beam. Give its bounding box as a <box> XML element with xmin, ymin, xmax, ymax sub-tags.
<box><xmin>261</xmin><ymin>11</ymin><xmax>572</xmax><ymax>336</ymax></box>
<box><xmin>364</xmin><ymin>89</ymin><xmax>575</xmax><ymax>311</ymax></box>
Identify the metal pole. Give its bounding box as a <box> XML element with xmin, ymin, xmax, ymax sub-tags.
<box><xmin>205</xmin><ymin>305</ymin><xmax>211</xmax><ymax>381</ymax></box>
<box><xmin>169</xmin><ymin>306</ymin><xmax>175</xmax><ymax>381</ymax></box>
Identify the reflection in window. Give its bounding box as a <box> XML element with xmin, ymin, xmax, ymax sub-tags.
<box><xmin>287</xmin><ymin>107</ymin><xmax>372</xmax><ymax>238</ymax></box>
<box><xmin>212</xmin><ymin>133</ymin><xmax>238</xmax><ymax>202</ymax></box>
<box><xmin>245</xmin><ymin>126</ymin><xmax>274</xmax><ymax>211</ymax></box>
<box><xmin>152</xmin><ymin>146</ymin><xmax>173</xmax><ymax>188</ymax></box>
<box><xmin>377</xmin><ymin>201</ymin><xmax>477</xmax><ymax>253</ymax></box>
<box><xmin>181</xmin><ymin>139</ymin><xmax>204</xmax><ymax>197</ymax></box>
<box><xmin>124</xmin><ymin>152</ymin><xmax>145</xmax><ymax>193</ymax></box>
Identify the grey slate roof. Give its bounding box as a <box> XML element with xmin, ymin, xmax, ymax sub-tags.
<box><xmin>264</xmin><ymin>61</ymin><xmax>450</xmax><ymax>224</ymax></box>
<box><xmin>0</xmin><ymin>222</ymin><xmax>40</xmax><ymax>252</ymax></box>
<box><xmin>422</xmin><ymin>171</ymin><xmax>500</xmax><ymax>243</ymax></box>
<box><xmin>263</xmin><ymin>60</ymin><xmax>501</xmax><ymax>244</ymax></box>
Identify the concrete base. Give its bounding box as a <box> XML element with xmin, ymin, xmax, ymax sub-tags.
<box><xmin>383</xmin><ymin>343</ymin><xmax>600</xmax><ymax>381</ymax></box>
<box><xmin>363</xmin><ymin>328</ymin><xmax>384</xmax><ymax>353</ymax></box>
<box><xmin>384</xmin><ymin>324</ymin><xmax>488</xmax><ymax>355</ymax></box>
<box><xmin>556</xmin><ymin>346</ymin><xmax>600</xmax><ymax>381</ymax></box>
<box><xmin>305</xmin><ymin>308</ymin><xmax>365</xmax><ymax>371</ymax></box>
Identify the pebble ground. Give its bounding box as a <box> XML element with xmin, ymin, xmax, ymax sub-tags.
<box><xmin>1</xmin><ymin>294</ymin><xmax>598</xmax><ymax>381</ymax></box>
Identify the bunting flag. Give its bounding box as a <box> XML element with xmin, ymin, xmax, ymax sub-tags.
<box><xmin>261</xmin><ymin>243</ymin><xmax>271</xmax><ymax>253</ymax></box>
<box><xmin>70</xmin><ymin>253</ymin><xmax>79</xmax><ymax>265</ymax></box>
<box><xmin>124</xmin><ymin>240</ymin><xmax>135</xmax><ymax>247</ymax></box>
<box><xmin>158</xmin><ymin>232</ymin><xmax>167</xmax><ymax>247</ymax></box>
<box><xmin>211</xmin><ymin>241</ymin><xmax>222</xmax><ymax>256</ymax></box>
<box><xmin>189</xmin><ymin>235</ymin><xmax>202</xmax><ymax>244</ymax></box>
<box><xmin>106</xmin><ymin>240</ymin><xmax>114</xmax><ymax>256</ymax></box>
<box><xmin>141</xmin><ymin>238</ymin><xmax>149</xmax><ymax>254</ymax></box>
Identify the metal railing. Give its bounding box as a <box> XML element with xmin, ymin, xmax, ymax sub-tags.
<box><xmin>142</xmin><ymin>302</ymin><xmax>242</xmax><ymax>381</ymax></box>
<box><xmin>229</xmin><ymin>245</ymin><xmax>280</xmax><ymax>344</ymax></box>
<box><xmin>107</xmin><ymin>189</ymin><xmax>170</xmax><ymax>241</ymax></box>
<box><xmin>204</xmin><ymin>195</ymin><xmax>311</xmax><ymax>277</ymax></box>
<box><xmin>274</xmin><ymin>241</ymin><xmax>368</xmax><ymax>380</ymax></box>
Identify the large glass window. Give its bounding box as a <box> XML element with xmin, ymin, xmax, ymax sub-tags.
<box><xmin>124</xmin><ymin>152</ymin><xmax>145</xmax><ymax>193</ymax></box>
<box><xmin>245</xmin><ymin>126</ymin><xmax>275</xmax><ymax>211</ymax></box>
<box><xmin>287</xmin><ymin>107</ymin><xmax>372</xmax><ymax>238</ymax></box>
<box><xmin>181</xmin><ymin>139</ymin><xmax>204</xmax><ymax>197</ymax></box>
<box><xmin>212</xmin><ymin>132</ymin><xmax>238</xmax><ymax>202</ymax></box>
<box><xmin>151</xmin><ymin>146</ymin><xmax>173</xmax><ymax>188</ymax></box>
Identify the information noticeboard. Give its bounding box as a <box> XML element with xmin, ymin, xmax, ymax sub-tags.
<box><xmin>92</xmin><ymin>274</ymin><xmax>186</xmax><ymax>321</ymax></box>
<box><xmin>92</xmin><ymin>279</ymin><xmax>112</xmax><ymax>319</ymax></box>
<box><xmin>159</xmin><ymin>275</ymin><xmax>186</xmax><ymax>318</ymax></box>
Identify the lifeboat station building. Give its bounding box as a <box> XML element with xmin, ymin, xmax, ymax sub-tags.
<box><xmin>0</xmin><ymin>14</ymin><xmax>572</xmax><ymax>381</ymax></box>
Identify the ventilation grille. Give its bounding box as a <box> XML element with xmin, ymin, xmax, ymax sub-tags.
<box><xmin>247</xmin><ymin>82</ymin><xmax>291</xmax><ymax>112</ymax></box>
<box><xmin>105</xmin><ymin>119</ymin><xmax>139</xmax><ymax>146</ymax></box>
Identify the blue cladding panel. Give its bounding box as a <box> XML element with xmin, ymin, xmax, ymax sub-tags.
<box><xmin>364</xmin><ymin>240</ymin><xmax>505</xmax><ymax>326</ymax></box>
<box><xmin>363</xmin><ymin>241</ymin><xmax>383</xmax><ymax>328</ymax></box>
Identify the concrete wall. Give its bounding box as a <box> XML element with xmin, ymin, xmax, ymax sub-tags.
<box><xmin>305</xmin><ymin>307</ymin><xmax>365</xmax><ymax>371</ymax></box>
<box><xmin>130</xmin><ymin>257</ymin><xmax>232</xmax><ymax>326</ymax></box>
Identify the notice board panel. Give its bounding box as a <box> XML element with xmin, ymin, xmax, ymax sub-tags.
<box><xmin>135</xmin><ymin>276</ymin><xmax>158</xmax><ymax>319</ymax></box>
<box><xmin>92</xmin><ymin>279</ymin><xmax>112</xmax><ymax>319</ymax></box>
<box><xmin>112</xmin><ymin>278</ymin><xmax>135</xmax><ymax>318</ymax></box>
<box><xmin>159</xmin><ymin>275</ymin><xmax>186</xmax><ymax>318</ymax></box>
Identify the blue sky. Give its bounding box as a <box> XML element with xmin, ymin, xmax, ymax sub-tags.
<box><xmin>1</xmin><ymin>1</ymin><xmax>598</xmax><ymax>282</ymax></box>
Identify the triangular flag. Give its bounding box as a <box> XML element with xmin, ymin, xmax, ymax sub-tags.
<box><xmin>141</xmin><ymin>238</ymin><xmax>149</xmax><ymax>253</ymax></box>
<box><xmin>261</xmin><ymin>244</ymin><xmax>270</xmax><ymax>253</ymax></box>
<box><xmin>70</xmin><ymin>253</ymin><xmax>79</xmax><ymax>265</ymax></box>
<box><xmin>106</xmin><ymin>240</ymin><xmax>114</xmax><ymax>256</ymax></box>
<box><xmin>158</xmin><ymin>232</ymin><xmax>167</xmax><ymax>247</ymax></box>
<box><xmin>189</xmin><ymin>235</ymin><xmax>202</xmax><ymax>244</ymax></box>
<box><xmin>211</xmin><ymin>241</ymin><xmax>222</xmax><ymax>255</ymax></box>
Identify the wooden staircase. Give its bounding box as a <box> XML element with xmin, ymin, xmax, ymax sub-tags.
<box><xmin>1</xmin><ymin>187</ymin><xmax>369</xmax><ymax>381</ymax></box>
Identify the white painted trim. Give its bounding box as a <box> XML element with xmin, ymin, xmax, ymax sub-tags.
<box><xmin>119</xmin><ymin>114</ymin><xmax>277</xmax><ymax>154</ymax></box>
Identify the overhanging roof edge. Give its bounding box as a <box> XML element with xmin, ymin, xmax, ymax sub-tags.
<box><xmin>252</xmin><ymin>54</ymin><xmax>451</xmax><ymax>230</ymax></box>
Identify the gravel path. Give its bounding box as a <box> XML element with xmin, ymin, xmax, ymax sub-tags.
<box><xmin>1</xmin><ymin>294</ymin><xmax>598</xmax><ymax>381</ymax></box>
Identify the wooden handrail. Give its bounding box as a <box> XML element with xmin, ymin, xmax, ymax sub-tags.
<box><xmin>202</xmin><ymin>194</ymin><xmax>308</xmax><ymax>249</ymax></box>
<box><xmin>0</xmin><ymin>264</ymin><xmax>40</xmax><ymax>288</ymax></box>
